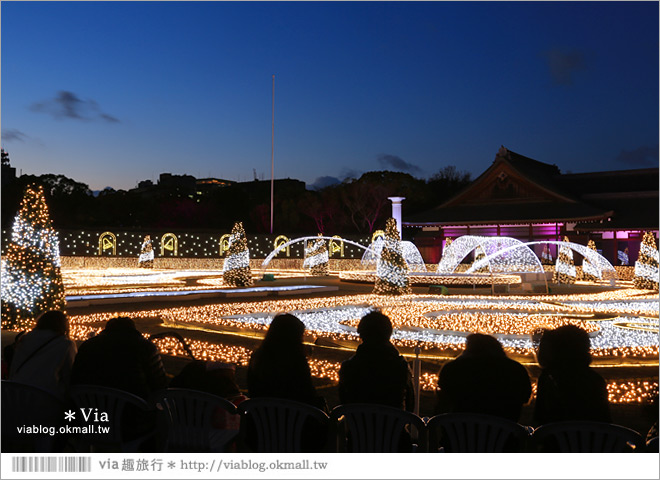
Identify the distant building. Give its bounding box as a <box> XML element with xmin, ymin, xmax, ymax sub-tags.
<box><xmin>195</xmin><ymin>177</ymin><xmax>234</xmax><ymax>195</ymax></box>
<box><xmin>158</xmin><ymin>173</ymin><xmax>197</xmax><ymax>190</ymax></box>
<box><xmin>405</xmin><ymin>146</ymin><xmax>658</xmax><ymax>264</ymax></box>
<box><xmin>1</xmin><ymin>148</ymin><xmax>17</xmax><ymax>187</ymax></box>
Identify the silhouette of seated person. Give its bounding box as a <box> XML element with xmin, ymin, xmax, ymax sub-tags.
<box><xmin>435</xmin><ymin>333</ymin><xmax>532</xmax><ymax>422</ymax></box>
<box><xmin>339</xmin><ymin>310</ymin><xmax>414</xmax><ymax>410</ymax></box>
<box><xmin>169</xmin><ymin>360</ymin><xmax>247</xmax><ymax>430</ymax></box>
<box><xmin>245</xmin><ymin>313</ymin><xmax>328</xmax><ymax>451</ymax></box>
<box><xmin>533</xmin><ymin>325</ymin><xmax>611</xmax><ymax>426</ymax></box>
<box><xmin>71</xmin><ymin>317</ymin><xmax>168</xmax><ymax>449</ymax></box>
<box><xmin>338</xmin><ymin>310</ymin><xmax>415</xmax><ymax>451</ymax></box>
<box><xmin>8</xmin><ymin>310</ymin><xmax>77</xmax><ymax>400</ymax></box>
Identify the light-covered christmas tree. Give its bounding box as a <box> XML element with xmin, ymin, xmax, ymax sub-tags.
<box><xmin>634</xmin><ymin>232</ymin><xmax>659</xmax><ymax>291</ymax></box>
<box><xmin>303</xmin><ymin>234</ymin><xmax>329</xmax><ymax>276</ymax></box>
<box><xmin>222</xmin><ymin>222</ymin><xmax>253</xmax><ymax>287</ymax></box>
<box><xmin>373</xmin><ymin>218</ymin><xmax>411</xmax><ymax>295</ymax></box>
<box><xmin>582</xmin><ymin>239</ymin><xmax>599</xmax><ymax>282</ymax></box>
<box><xmin>552</xmin><ymin>236</ymin><xmax>576</xmax><ymax>284</ymax></box>
<box><xmin>1</xmin><ymin>185</ymin><xmax>66</xmax><ymax>330</ymax></box>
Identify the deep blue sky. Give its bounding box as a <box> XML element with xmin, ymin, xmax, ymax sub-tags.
<box><xmin>2</xmin><ymin>1</ymin><xmax>658</xmax><ymax>191</ymax></box>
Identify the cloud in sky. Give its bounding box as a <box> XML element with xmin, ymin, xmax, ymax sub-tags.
<box><xmin>30</xmin><ymin>91</ymin><xmax>120</xmax><ymax>123</ymax></box>
<box><xmin>377</xmin><ymin>154</ymin><xmax>422</xmax><ymax>175</ymax></box>
<box><xmin>2</xmin><ymin>128</ymin><xmax>29</xmax><ymax>143</ymax></box>
<box><xmin>1</xmin><ymin>128</ymin><xmax>44</xmax><ymax>147</ymax></box>
<box><xmin>614</xmin><ymin>146</ymin><xmax>659</xmax><ymax>167</ymax></box>
<box><xmin>542</xmin><ymin>48</ymin><xmax>587</xmax><ymax>85</ymax></box>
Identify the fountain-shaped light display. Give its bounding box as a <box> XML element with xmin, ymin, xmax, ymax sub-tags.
<box><xmin>361</xmin><ymin>237</ymin><xmax>427</xmax><ymax>272</ymax></box>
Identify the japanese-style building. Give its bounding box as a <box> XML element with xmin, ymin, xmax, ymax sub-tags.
<box><xmin>404</xmin><ymin>146</ymin><xmax>659</xmax><ymax>265</ymax></box>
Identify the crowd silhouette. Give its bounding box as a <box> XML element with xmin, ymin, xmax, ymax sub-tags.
<box><xmin>1</xmin><ymin>309</ymin><xmax>657</xmax><ymax>453</ymax></box>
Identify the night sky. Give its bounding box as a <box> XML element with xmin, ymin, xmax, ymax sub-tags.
<box><xmin>2</xmin><ymin>1</ymin><xmax>658</xmax><ymax>191</ymax></box>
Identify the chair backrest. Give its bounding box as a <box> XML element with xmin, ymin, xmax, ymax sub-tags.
<box><xmin>427</xmin><ymin>412</ymin><xmax>530</xmax><ymax>453</ymax></box>
<box><xmin>69</xmin><ymin>384</ymin><xmax>152</xmax><ymax>452</ymax></box>
<box><xmin>151</xmin><ymin>388</ymin><xmax>240</xmax><ymax>452</ymax></box>
<box><xmin>1</xmin><ymin>380</ymin><xmax>67</xmax><ymax>452</ymax></box>
<box><xmin>238</xmin><ymin>397</ymin><xmax>330</xmax><ymax>452</ymax></box>
<box><xmin>531</xmin><ymin>421</ymin><xmax>644</xmax><ymax>452</ymax></box>
<box><xmin>330</xmin><ymin>403</ymin><xmax>427</xmax><ymax>452</ymax></box>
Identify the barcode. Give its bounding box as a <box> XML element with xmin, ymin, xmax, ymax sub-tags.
<box><xmin>12</xmin><ymin>456</ymin><xmax>92</xmax><ymax>473</ymax></box>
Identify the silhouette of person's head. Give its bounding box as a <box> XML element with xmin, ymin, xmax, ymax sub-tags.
<box><xmin>461</xmin><ymin>333</ymin><xmax>506</xmax><ymax>358</ymax></box>
<box><xmin>262</xmin><ymin>313</ymin><xmax>306</xmax><ymax>354</ymax></box>
<box><xmin>537</xmin><ymin>325</ymin><xmax>592</xmax><ymax>370</ymax></box>
<box><xmin>35</xmin><ymin>310</ymin><xmax>69</xmax><ymax>337</ymax></box>
<box><xmin>357</xmin><ymin>310</ymin><xmax>393</xmax><ymax>344</ymax></box>
<box><xmin>104</xmin><ymin>316</ymin><xmax>137</xmax><ymax>333</ymax></box>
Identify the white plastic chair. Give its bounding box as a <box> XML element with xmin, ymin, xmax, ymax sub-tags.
<box><xmin>330</xmin><ymin>403</ymin><xmax>427</xmax><ymax>452</ymax></box>
<box><xmin>1</xmin><ymin>380</ymin><xmax>68</xmax><ymax>452</ymax></box>
<box><xmin>237</xmin><ymin>397</ymin><xmax>330</xmax><ymax>452</ymax></box>
<box><xmin>151</xmin><ymin>388</ymin><xmax>240</xmax><ymax>452</ymax></box>
<box><xmin>531</xmin><ymin>420</ymin><xmax>644</xmax><ymax>452</ymax></box>
<box><xmin>426</xmin><ymin>412</ymin><xmax>531</xmax><ymax>452</ymax></box>
<box><xmin>69</xmin><ymin>384</ymin><xmax>156</xmax><ymax>452</ymax></box>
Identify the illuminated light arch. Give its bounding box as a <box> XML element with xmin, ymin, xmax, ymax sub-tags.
<box><xmin>361</xmin><ymin>237</ymin><xmax>427</xmax><ymax>272</ymax></box>
<box><xmin>438</xmin><ymin>235</ymin><xmax>541</xmax><ymax>274</ymax></box>
<box><xmin>160</xmin><ymin>233</ymin><xmax>178</xmax><ymax>256</ymax></box>
<box><xmin>98</xmin><ymin>232</ymin><xmax>116</xmax><ymax>256</ymax></box>
<box><xmin>492</xmin><ymin>240</ymin><xmax>618</xmax><ymax>280</ymax></box>
<box><xmin>262</xmin><ymin>236</ymin><xmax>376</xmax><ymax>268</ymax></box>
<box><xmin>219</xmin><ymin>234</ymin><xmax>232</xmax><ymax>256</ymax></box>
<box><xmin>329</xmin><ymin>235</ymin><xmax>345</xmax><ymax>258</ymax></box>
<box><xmin>273</xmin><ymin>235</ymin><xmax>291</xmax><ymax>257</ymax></box>
<box><xmin>471</xmin><ymin>240</ymin><xmax>617</xmax><ymax>280</ymax></box>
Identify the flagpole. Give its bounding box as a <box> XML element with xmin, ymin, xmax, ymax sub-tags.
<box><xmin>270</xmin><ymin>74</ymin><xmax>275</xmax><ymax>234</ymax></box>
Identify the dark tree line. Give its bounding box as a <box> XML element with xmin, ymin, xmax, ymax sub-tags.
<box><xmin>1</xmin><ymin>163</ymin><xmax>470</xmax><ymax>235</ymax></box>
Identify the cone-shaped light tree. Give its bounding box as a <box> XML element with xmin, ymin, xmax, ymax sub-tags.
<box><xmin>582</xmin><ymin>239</ymin><xmax>599</xmax><ymax>282</ymax></box>
<box><xmin>222</xmin><ymin>222</ymin><xmax>253</xmax><ymax>287</ymax></box>
<box><xmin>1</xmin><ymin>185</ymin><xmax>66</xmax><ymax>330</ymax></box>
<box><xmin>553</xmin><ymin>236</ymin><xmax>576</xmax><ymax>284</ymax></box>
<box><xmin>373</xmin><ymin>218</ymin><xmax>411</xmax><ymax>295</ymax></box>
<box><xmin>303</xmin><ymin>233</ymin><xmax>329</xmax><ymax>276</ymax></box>
<box><xmin>634</xmin><ymin>232</ymin><xmax>659</xmax><ymax>291</ymax></box>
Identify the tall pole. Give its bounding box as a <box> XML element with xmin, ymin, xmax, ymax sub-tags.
<box><xmin>270</xmin><ymin>74</ymin><xmax>275</xmax><ymax>234</ymax></box>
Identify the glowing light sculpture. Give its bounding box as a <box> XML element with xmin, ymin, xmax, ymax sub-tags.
<box><xmin>1</xmin><ymin>184</ymin><xmax>66</xmax><ymax>329</ymax></box>
<box><xmin>303</xmin><ymin>234</ymin><xmax>329</xmax><ymax>276</ymax></box>
<box><xmin>262</xmin><ymin>236</ymin><xmax>377</xmax><ymax>268</ymax></box>
<box><xmin>634</xmin><ymin>232</ymin><xmax>659</xmax><ymax>291</ymax></box>
<box><xmin>373</xmin><ymin>218</ymin><xmax>411</xmax><ymax>295</ymax></box>
<box><xmin>582</xmin><ymin>239</ymin><xmax>599</xmax><ymax>282</ymax></box>
<box><xmin>138</xmin><ymin>235</ymin><xmax>154</xmax><ymax>268</ymax></box>
<box><xmin>361</xmin><ymin>238</ymin><xmax>427</xmax><ymax>272</ymax></box>
<box><xmin>477</xmin><ymin>240</ymin><xmax>616</xmax><ymax>281</ymax></box>
<box><xmin>553</xmin><ymin>236</ymin><xmax>576</xmax><ymax>284</ymax></box>
<box><xmin>222</xmin><ymin>222</ymin><xmax>253</xmax><ymax>287</ymax></box>
<box><xmin>440</xmin><ymin>235</ymin><xmax>543</xmax><ymax>274</ymax></box>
